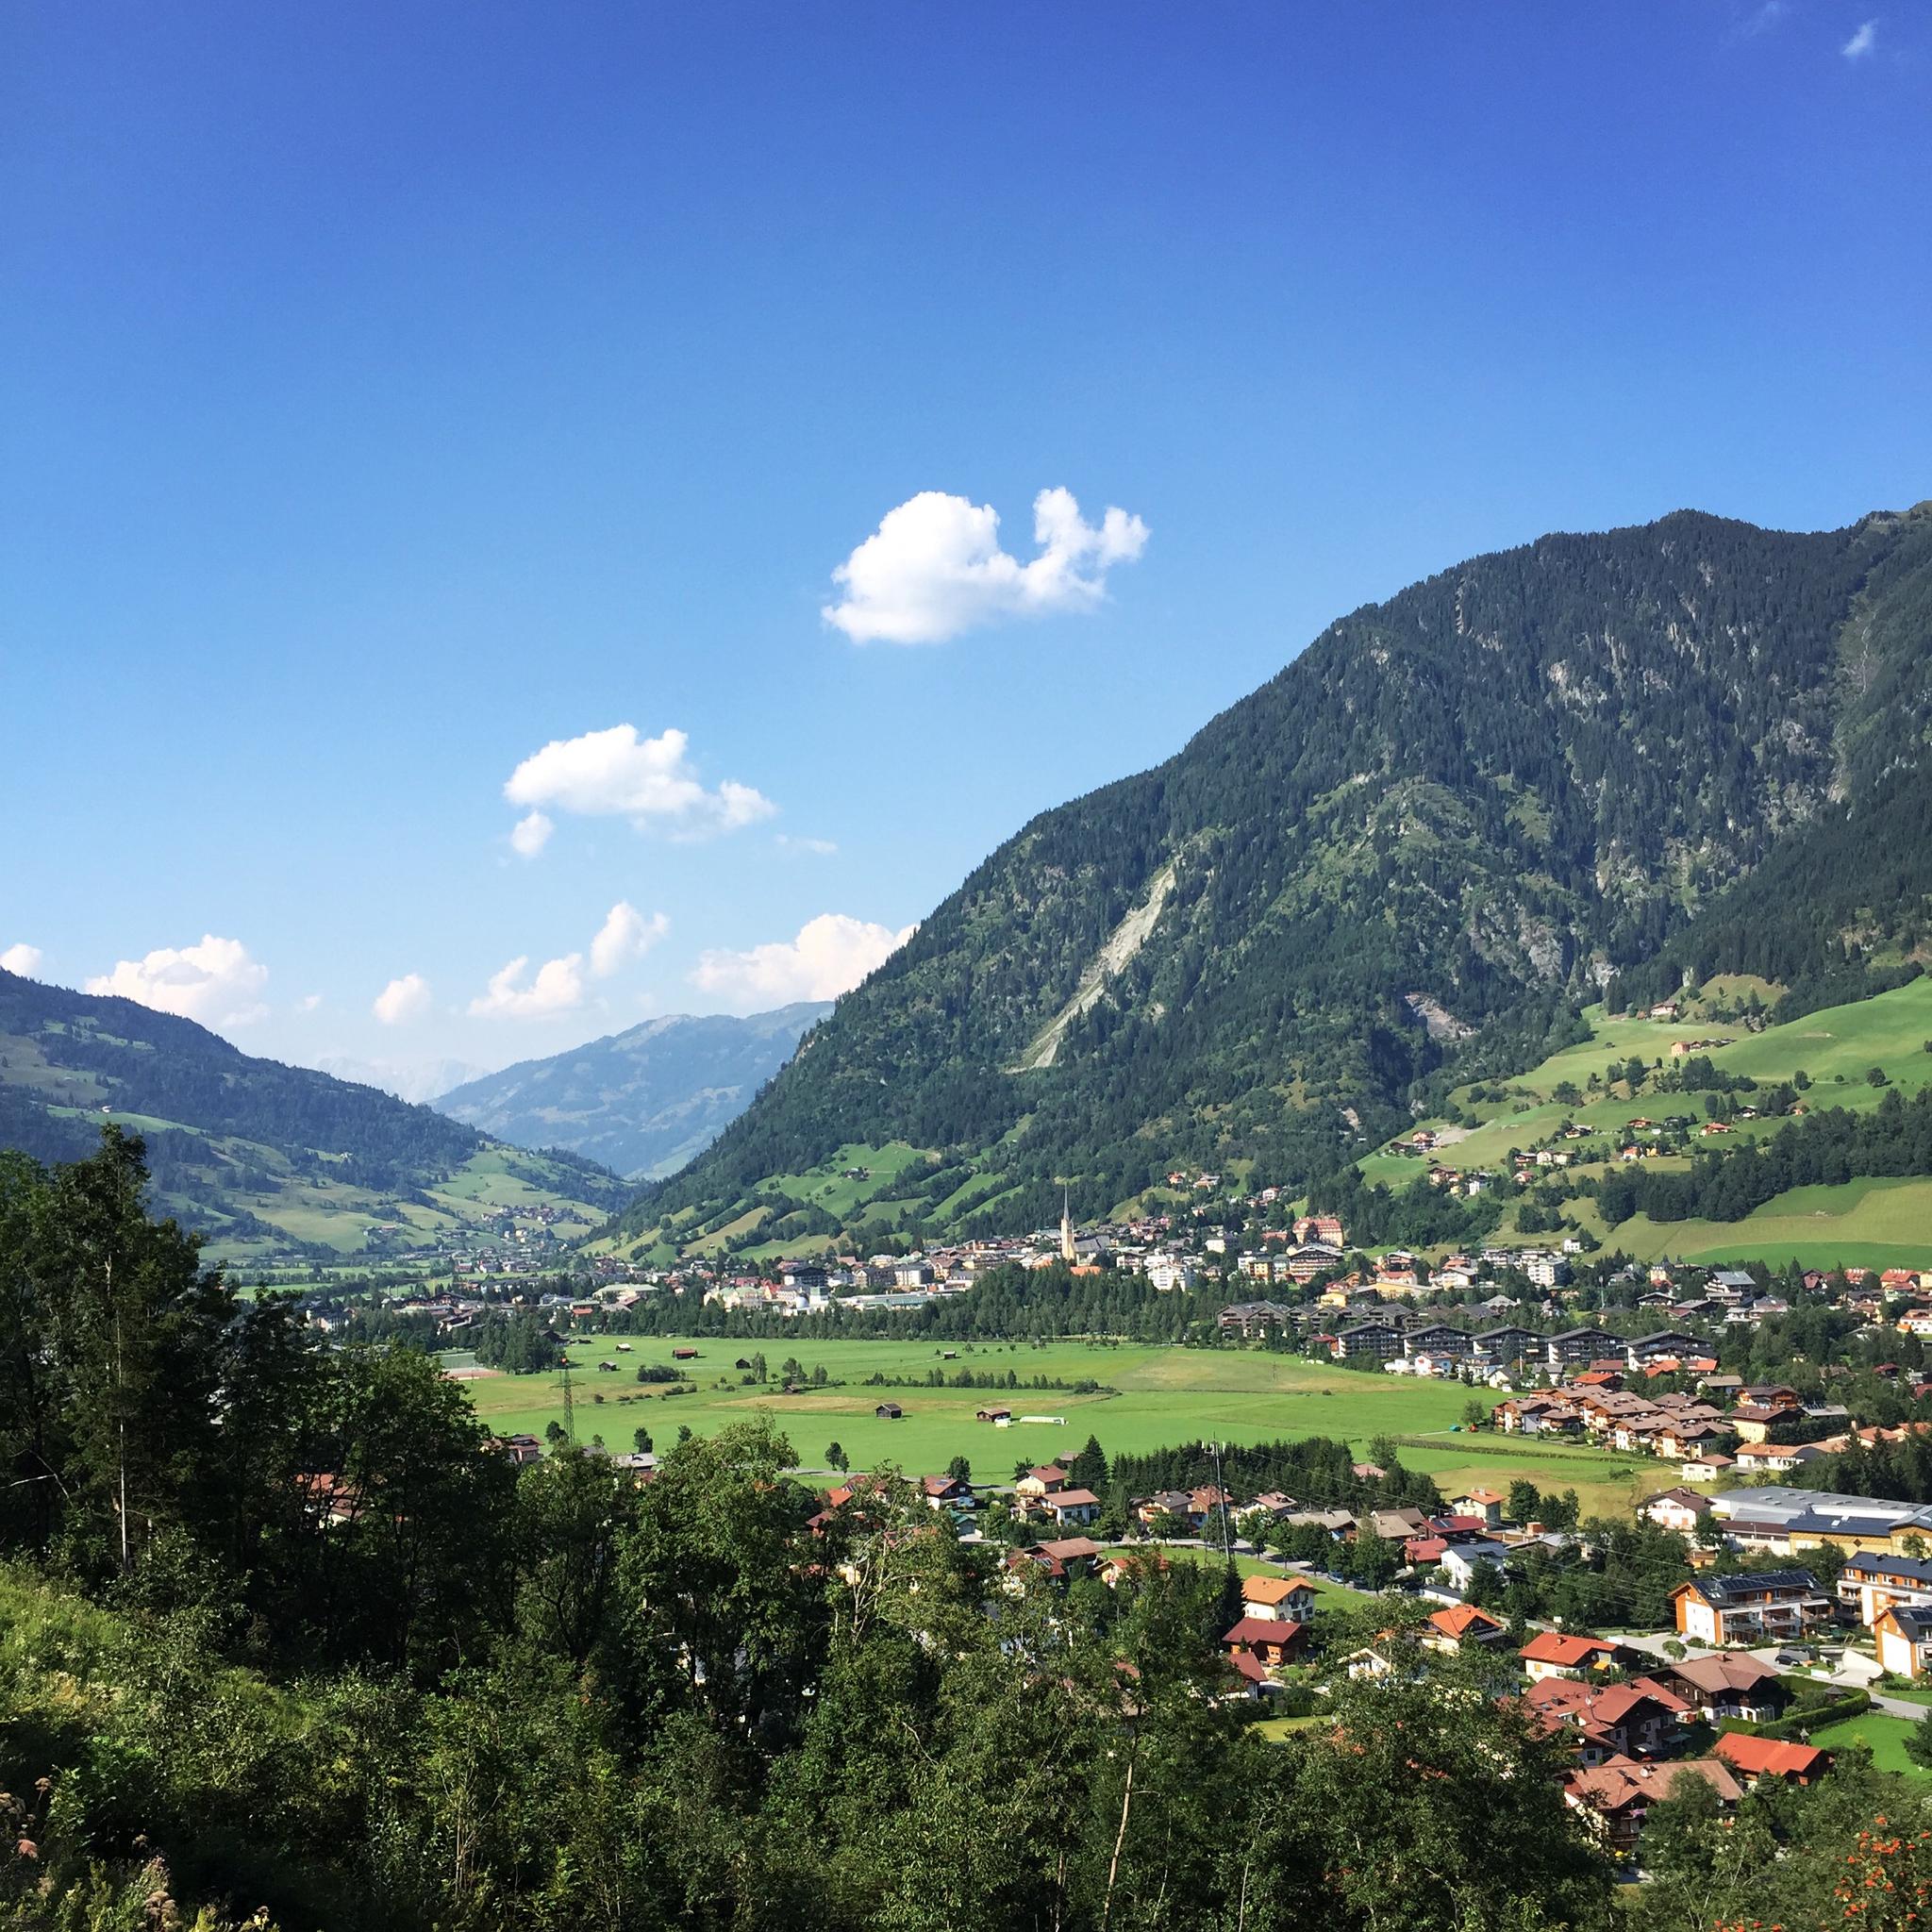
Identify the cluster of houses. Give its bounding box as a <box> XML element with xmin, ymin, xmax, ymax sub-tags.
<box><xmin>984</xmin><ymin>1480</ymin><xmax>1839</xmax><ymax>1857</ymax></box>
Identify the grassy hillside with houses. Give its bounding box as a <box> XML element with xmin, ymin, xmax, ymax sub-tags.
<box><xmin>1361</xmin><ymin>975</ymin><xmax>1932</xmax><ymax>1270</ymax></box>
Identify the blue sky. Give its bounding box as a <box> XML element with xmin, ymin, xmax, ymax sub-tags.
<box><xmin>4</xmin><ymin>2</ymin><xmax>1927</xmax><ymax>1087</ymax></box>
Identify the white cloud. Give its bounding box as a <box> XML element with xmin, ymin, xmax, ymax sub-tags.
<box><xmin>690</xmin><ymin>912</ymin><xmax>913</xmax><ymax>1009</ymax></box>
<box><xmin>297</xmin><ymin>992</ymin><xmax>324</xmax><ymax>1013</ymax></box>
<box><xmin>1843</xmin><ymin>18</ymin><xmax>1877</xmax><ymax>56</ymax></box>
<box><xmin>86</xmin><ymin>935</ymin><xmax>270</xmax><ymax>1028</ymax></box>
<box><xmin>1</xmin><ymin>942</ymin><xmax>43</xmax><ymax>977</ymax></box>
<box><xmin>504</xmin><ymin>725</ymin><xmax>774</xmax><ymax>841</ymax></box>
<box><xmin>590</xmin><ymin>901</ymin><xmax>669</xmax><ymax>977</ymax></box>
<box><xmin>509</xmin><ymin>810</ymin><xmax>554</xmax><ymax>858</ymax></box>
<box><xmin>775</xmin><ymin>833</ymin><xmax>839</xmax><ymax>857</ymax></box>
<box><xmin>823</xmin><ymin>487</ymin><xmax>1149</xmax><ymax>645</ymax></box>
<box><xmin>469</xmin><ymin>953</ymin><xmax>587</xmax><ymax>1020</ymax></box>
<box><xmin>373</xmin><ymin>973</ymin><xmax>432</xmax><ymax>1026</ymax></box>
<box><xmin>1736</xmin><ymin>0</ymin><xmax>1787</xmax><ymax>35</ymax></box>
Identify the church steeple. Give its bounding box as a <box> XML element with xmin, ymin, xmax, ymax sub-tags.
<box><xmin>1060</xmin><ymin>1185</ymin><xmax>1076</xmax><ymax>1264</ymax></box>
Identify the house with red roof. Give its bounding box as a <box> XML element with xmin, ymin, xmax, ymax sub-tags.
<box><xmin>1221</xmin><ymin>1617</ymin><xmax>1308</xmax><ymax>1669</ymax></box>
<box><xmin>1712</xmin><ymin>1733</ymin><xmax>1832</xmax><ymax>1788</ymax></box>
<box><xmin>1564</xmin><ymin>1757</ymin><xmax>1740</xmax><ymax>1854</ymax></box>
<box><xmin>1519</xmin><ymin>1630</ymin><xmax>1638</xmax><ymax>1682</ymax></box>
<box><xmin>1422</xmin><ymin>1604</ymin><xmax>1508</xmax><ymax>1654</ymax></box>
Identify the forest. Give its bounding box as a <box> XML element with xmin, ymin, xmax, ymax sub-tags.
<box><xmin>1593</xmin><ymin>1084</ymin><xmax>1932</xmax><ymax>1226</ymax></box>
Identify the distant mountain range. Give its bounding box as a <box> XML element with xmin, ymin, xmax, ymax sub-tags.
<box><xmin>614</xmin><ymin>502</ymin><xmax>1932</xmax><ymax>1260</ymax></box>
<box><xmin>312</xmin><ymin>1056</ymin><xmax>489</xmax><ymax>1105</ymax></box>
<box><xmin>435</xmin><ymin>1002</ymin><xmax>832</xmax><ymax>1178</ymax></box>
<box><xmin>0</xmin><ymin>970</ymin><xmax>628</xmax><ymax>1261</ymax></box>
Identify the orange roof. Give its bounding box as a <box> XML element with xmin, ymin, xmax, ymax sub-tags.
<box><xmin>1520</xmin><ymin>1630</ymin><xmax>1620</xmax><ymax>1667</ymax></box>
<box><xmin>1713</xmin><ymin>1733</ymin><xmax>1829</xmax><ymax>1779</ymax></box>
<box><xmin>1429</xmin><ymin>1604</ymin><xmax>1504</xmax><ymax>1639</ymax></box>
<box><xmin>1243</xmin><ymin>1574</ymin><xmax>1309</xmax><ymax>1606</ymax></box>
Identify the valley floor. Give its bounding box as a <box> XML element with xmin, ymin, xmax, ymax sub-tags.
<box><xmin>448</xmin><ymin>1333</ymin><xmax>1658</xmax><ymax>1516</ymax></box>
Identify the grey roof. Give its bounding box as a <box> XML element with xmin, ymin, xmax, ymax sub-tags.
<box><xmin>1710</xmin><ymin>1486</ymin><xmax>1932</xmax><ymax>1538</ymax></box>
<box><xmin>1844</xmin><ymin>1552</ymin><xmax>1932</xmax><ymax>1585</ymax></box>
<box><xmin>1695</xmin><ymin>1569</ymin><xmax>1821</xmax><ymax>1603</ymax></box>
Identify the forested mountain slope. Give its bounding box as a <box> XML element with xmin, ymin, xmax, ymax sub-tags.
<box><xmin>438</xmin><ymin>1001</ymin><xmax>831</xmax><ymax>1178</ymax></box>
<box><xmin>0</xmin><ymin>969</ymin><xmax>627</xmax><ymax>1259</ymax></box>
<box><xmin>616</xmin><ymin>504</ymin><xmax>1932</xmax><ymax>1257</ymax></box>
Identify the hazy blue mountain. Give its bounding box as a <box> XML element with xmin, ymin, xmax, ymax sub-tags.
<box><xmin>435</xmin><ymin>1003</ymin><xmax>832</xmax><ymax>1178</ymax></box>
<box><xmin>0</xmin><ymin>969</ymin><xmax>628</xmax><ymax>1258</ymax></box>
<box><xmin>311</xmin><ymin>1056</ymin><xmax>489</xmax><ymax>1104</ymax></box>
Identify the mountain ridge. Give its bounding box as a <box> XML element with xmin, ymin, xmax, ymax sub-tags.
<box><xmin>437</xmin><ymin>1001</ymin><xmax>832</xmax><ymax>1178</ymax></box>
<box><xmin>614</xmin><ymin>502</ymin><xmax>1932</xmax><ymax>1258</ymax></box>
<box><xmin>0</xmin><ymin>969</ymin><xmax>628</xmax><ymax>1261</ymax></box>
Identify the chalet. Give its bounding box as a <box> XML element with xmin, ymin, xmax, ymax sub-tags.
<box><xmin>1875</xmin><ymin>1604</ymin><xmax>1932</xmax><ymax>1680</ymax></box>
<box><xmin>1519</xmin><ymin>1631</ymin><xmax>1639</xmax><ymax>1682</ymax></box>
<box><xmin>1564</xmin><ymin>1758</ymin><xmax>1740</xmax><ymax>1853</ymax></box>
<box><xmin>1041</xmin><ymin>1487</ymin><xmax>1102</xmax><ymax>1526</ymax></box>
<box><xmin>1403</xmin><ymin>1324</ymin><xmax>1474</xmax><ymax>1361</ymax></box>
<box><xmin>1451</xmin><ymin>1488</ymin><xmax>1506</xmax><ymax>1528</ymax></box>
<box><xmin>920</xmin><ymin>1474</ymin><xmax>972</xmax><ymax>1510</ymax></box>
<box><xmin>1366</xmin><ymin>1507</ymin><xmax>1432</xmax><ymax>1541</ymax></box>
<box><xmin>1006</xmin><ymin>1537</ymin><xmax>1105</xmax><ymax>1587</ymax></box>
<box><xmin>671</xmin><ymin>1346</ymin><xmax>699</xmax><ymax>1361</ymax></box>
<box><xmin>1422</xmin><ymin>1603</ymin><xmax>1507</xmax><ymax>1653</ymax></box>
<box><xmin>1137</xmin><ymin>1489</ymin><xmax>1199</xmax><ymax>1529</ymax></box>
<box><xmin>1220</xmin><ymin>1300</ymin><xmax>1293</xmax><ymax>1338</ymax></box>
<box><xmin>1712</xmin><ymin>1734</ymin><xmax>1832</xmax><ymax>1788</ymax></box>
<box><xmin>1241</xmin><ymin>1574</ymin><xmax>1317</xmax><ymax>1624</ymax></box>
<box><xmin>1671</xmin><ymin>1570</ymin><xmax>1830</xmax><ymax>1646</ymax></box>
<box><xmin>1221</xmin><ymin>1617</ymin><xmax>1309</xmax><ymax>1669</ymax></box>
<box><xmin>1015</xmin><ymin>1464</ymin><xmax>1069</xmax><ymax>1498</ymax></box>
<box><xmin>1625</xmin><ymin>1330</ymin><xmax>1700</xmax><ymax>1367</ymax></box>
<box><xmin>1528</xmin><ymin>1678</ymin><xmax>1691</xmax><ymax>1763</ymax></box>
<box><xmin>1649</xmin><ymin>1651</ymin><xmax>1789</xmax><ymax>1724</ymax></box>
<box><xmin>1281</xmin><ymin>1507</ymin><xmax>1357</xmax><ymax>1539</ymax></box>
<box><xmin>874</xmin><ymin>1402</ymin><xmax>904</xmax><ymax>1421</ymax></box>
<box><xmin>1440</xmin><ymin>1540</ymin><xmax>1511</xmax><ymax>1590</ymax></box>
<box><xmin>975</xmin><ymin>1406</ymin><xmax>1011</xmax><ymax>1424</ymax></box>
<box><xmin>1641</xmin><ymin>1488</ymin><xmax>1711</xmax><ymax>1535</ymax></box>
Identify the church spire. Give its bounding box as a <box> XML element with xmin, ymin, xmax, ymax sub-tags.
<box><xmin>1060</xmin><ymin>1184</ymin><xmax>1075</xmax><ymax>1264</ymax></box>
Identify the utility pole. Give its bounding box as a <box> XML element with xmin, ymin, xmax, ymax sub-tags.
<box><xmin>1205</xmin><ymin>1437</ymin><xmax>1231</xmax><ymax>1564</ymax></box>
<box><xmin>111</xmin><ymin>1258</ymin><xmax>129</xmax><ymax>1575</ymax></box>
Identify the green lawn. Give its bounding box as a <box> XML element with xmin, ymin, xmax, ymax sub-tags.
<box><xmin>450</xmin><ymin>1335</ymin><xmax>1659</xmax><ymax>1507</ymax></box>
<box><xmin>1808</xmin><ymin>1711</ymin><xmax>1932</xmax><ymax>1779</ymax></box>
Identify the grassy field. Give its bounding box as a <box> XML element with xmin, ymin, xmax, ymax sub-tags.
<box><xmin>447</xmin><ymin>1334</ymin><xmax>1662</xmax><ymax>1511</ymax></box>
<box><xmin>1376</xmin><ymin>977</ymin><xmax>1932</xmax><ymax>1265</ymax></box>
<box><xmin>1809</xmin><ymin>1711</ymin><xmax>1932</xmax><ymax>1779</ymax></box>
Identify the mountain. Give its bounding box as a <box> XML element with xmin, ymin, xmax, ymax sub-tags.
<box><xmin>436</xmin><ymin>1002</ymin><xmax>832</xmax><ymax>1177</ymax></box>
<box><xmin>312</xmin><ymin>1056</ymin><xmax>489</xmax><ymax>1104</ymax></box>
<box><xmin>0</xmin><ymin>970</ymin><xmax>630</xmax><ymax>1262</ymax></box>
<box><xmin>614</xmin><ymin>502</ymin><xmax>1932</xmax><ymax>1261</ymax></box>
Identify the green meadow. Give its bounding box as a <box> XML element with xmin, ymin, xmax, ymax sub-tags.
<box><xmin>1807</xmin><ymin>1711</ymin><xmax>1932</xmax><ymax>1780</ymax></box>
<box><xmin>1380</xmin><ymin>977</ymin><xmax>1932</xmax><ymax>1266</ymax></box>
<box><xmin>449</xmin><ymin>1334</ymin><xmax>1661</xmax><ymax>1514</ymax></box>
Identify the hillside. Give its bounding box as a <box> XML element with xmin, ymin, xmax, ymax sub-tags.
<box><xmin>437</xmin><ymin>1001</ymin><xmax>830</xmax><ymax>1178</ymax></box>
<box><xmin>615</xmin><ymin>502</ymin><xmax>1932</xmax><ymax>1263</ymax></box>
<box><xmin>0</xmin><ymin>968</ymin><xmax>628</xmax><ymax>1263</ymax></box>
<box><xmin>1346</xmin><ymin>972</ymin><xmax>1932</xmax><ymax>1271</ymax></box>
